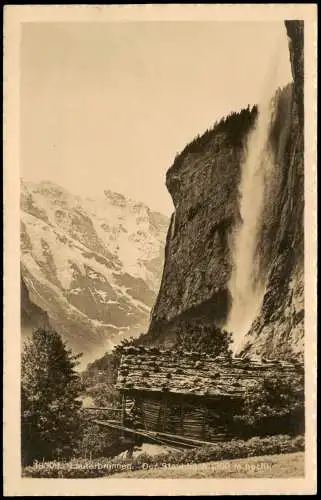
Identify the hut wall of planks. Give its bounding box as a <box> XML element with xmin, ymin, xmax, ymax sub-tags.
<box><xmin>115</xmin><ymin>346</ymin><xmax>304</xmax><ymax>441</ymax></box>
<box><xmin>122</xmin><ymin>390</ymin><xmax>244</xmax><ymax>441</ymax></box>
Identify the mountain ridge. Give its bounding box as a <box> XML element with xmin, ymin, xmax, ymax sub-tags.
<box><xmin>21</xmin><ymin>179</ymin><xmax>169</xmax><ymax>366</ymax></box>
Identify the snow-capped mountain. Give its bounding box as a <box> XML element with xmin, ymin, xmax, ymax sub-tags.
<box><xmin>21</xmin><ymin>179</ymin><xmax>169</xmax><ymax>366</ymax></box>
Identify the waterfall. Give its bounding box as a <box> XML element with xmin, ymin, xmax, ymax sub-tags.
<box><xmin>226</xmin><ymin>100</ymin><xmax>275</xmax><ymax>352</ymax></box>
<box><xmin>225</xmin><ymin>36</ymin><xmax>286</xmax><ymax>354</ymax></box>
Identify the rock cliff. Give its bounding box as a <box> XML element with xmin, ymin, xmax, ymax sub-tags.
<box><xmin>146</xmin><ymin>21</ymin><xmax>304</xmax><ymax>360</ymax></box>
<box><xmin>285</xmin><ymin>21</ymin><xmax>304</xmax><ymax>127</ymax></box>
<box><xmin>239</xmin><ymin>21</ymin><xmax>304</xmax><ymax>360</ymax></box>
<box><xmin>146</xmin><ymin>109</ymin><xmax>257</xmax><ymax>346</ymax></box>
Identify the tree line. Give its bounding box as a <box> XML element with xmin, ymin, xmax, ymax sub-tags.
<box><xmin>171</xmin><ymin>105</ymin><xmax>258</xmax><ymax>174</ymax></box>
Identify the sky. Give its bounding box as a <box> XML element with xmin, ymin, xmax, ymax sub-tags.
<box><xmin>21</xmin><ymin>21</ymin><xmax>292</xmax><ymax>215</ymax></box>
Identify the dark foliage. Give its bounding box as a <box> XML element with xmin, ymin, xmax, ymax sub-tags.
<box><xmin>232</xmin><ymin>371</ymin><xmax>304</xmax><ymax>437</ymax></box>
<box><xmin>174</xmin><ymin>323</ymin><xmax>233</xmax><ymax>358</ymax></box>
<box><xmin>75</xmin><ymin>411</ymin><xmax>124</xmax><ymax>459</ymax></box>
<box><xmin>170</xmin><ymin>105</ymin><xmax>258</xmax><ymax>174</ymax></box>
<box><xmin>21</xmin><ymin>328</ymin><xmax>83</xmax><ymax>465</ymax></box>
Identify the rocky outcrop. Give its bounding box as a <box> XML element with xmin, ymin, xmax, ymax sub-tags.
<box><xmin>146</xmin><ymin>21</ymin><xmax>304</xmax><ymax>361</ymax></box>
<box><xmin>146</xmin><ymin>109</ymin><xmax>257</xmax><ymax>346</ymax></box>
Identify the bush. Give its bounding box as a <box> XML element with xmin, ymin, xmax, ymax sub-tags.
<box><xmin>175</xmin><ymin>323</ymin><xmax>233</xmax><ymax>358</ymax></box>
<box><xmin>75</xmin><ymin>414</ymin><xmax>123</xmax><ymax>459</ymax></box>
<box><xmin>232</xmin><ymin>372</ymin><xmax>304</xmax><ymax>436</ymax></box>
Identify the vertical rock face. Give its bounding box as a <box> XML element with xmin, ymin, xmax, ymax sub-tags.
<box><xmin>285</xmin><ymin>21</ymin><xmax>304</xmax><ymax>127</ymax></box>
<box><xmin>147</xmin><ymin>21</ymin><xmax>304</xmax><ymax>360</ymax></box>
<box><xmin>147</xmin><ymin>110</ymin><xmax>257</xmax><ymax>346</ymax></box>
<box><xmin>239</xmin><ymin>20</ymin><xmax>304</xmax><ymax>360</ymax></box>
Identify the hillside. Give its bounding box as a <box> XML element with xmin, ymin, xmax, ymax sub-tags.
<box><xmin>21</xmin><ymin>180</ymin><xmax>169</xmax><ymax>365</ymax></box>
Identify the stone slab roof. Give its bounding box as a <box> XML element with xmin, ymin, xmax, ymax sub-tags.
<box><xmin>115</xmin><ymin>346</ymin><xmax>304</xmax><ymax>398</ymax></box>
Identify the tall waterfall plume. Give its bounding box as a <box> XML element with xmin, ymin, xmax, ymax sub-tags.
<box><xmin>226</xmin><ymin>100</ymin><xmax>275</xmax><ymax>352</ymax></box>
<box><xmin>225</xmin><ymin>34</ymin><xmax>288</xmax><ymax>353</ymax></box>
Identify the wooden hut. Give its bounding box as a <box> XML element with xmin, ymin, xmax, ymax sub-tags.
<box><xmin>115</xmin><ymin>346</ymin><xmax>304</xmax><ymax>444</ymax></box>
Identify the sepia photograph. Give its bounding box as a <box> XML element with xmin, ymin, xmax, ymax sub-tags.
<box><xmin>3</xmin><ymin>4</ymin><xmax>317</xmax><ymax>496</ymax></box>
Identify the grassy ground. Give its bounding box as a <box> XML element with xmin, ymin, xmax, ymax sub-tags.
<box><xmin>22</xmin><ymin>435</ymin><xmax>304</xmax><ymax>478</ymax></box>
<box><xmin>114</xmin><ymin>452</ymin><xmax>305</xmax><ymax>479</ymax></box>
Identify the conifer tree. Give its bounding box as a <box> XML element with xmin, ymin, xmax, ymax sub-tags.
<box><xmin>21</xmin><ymin>328</ymin><xmax>83</xmax><ymax>465</ymax></box>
